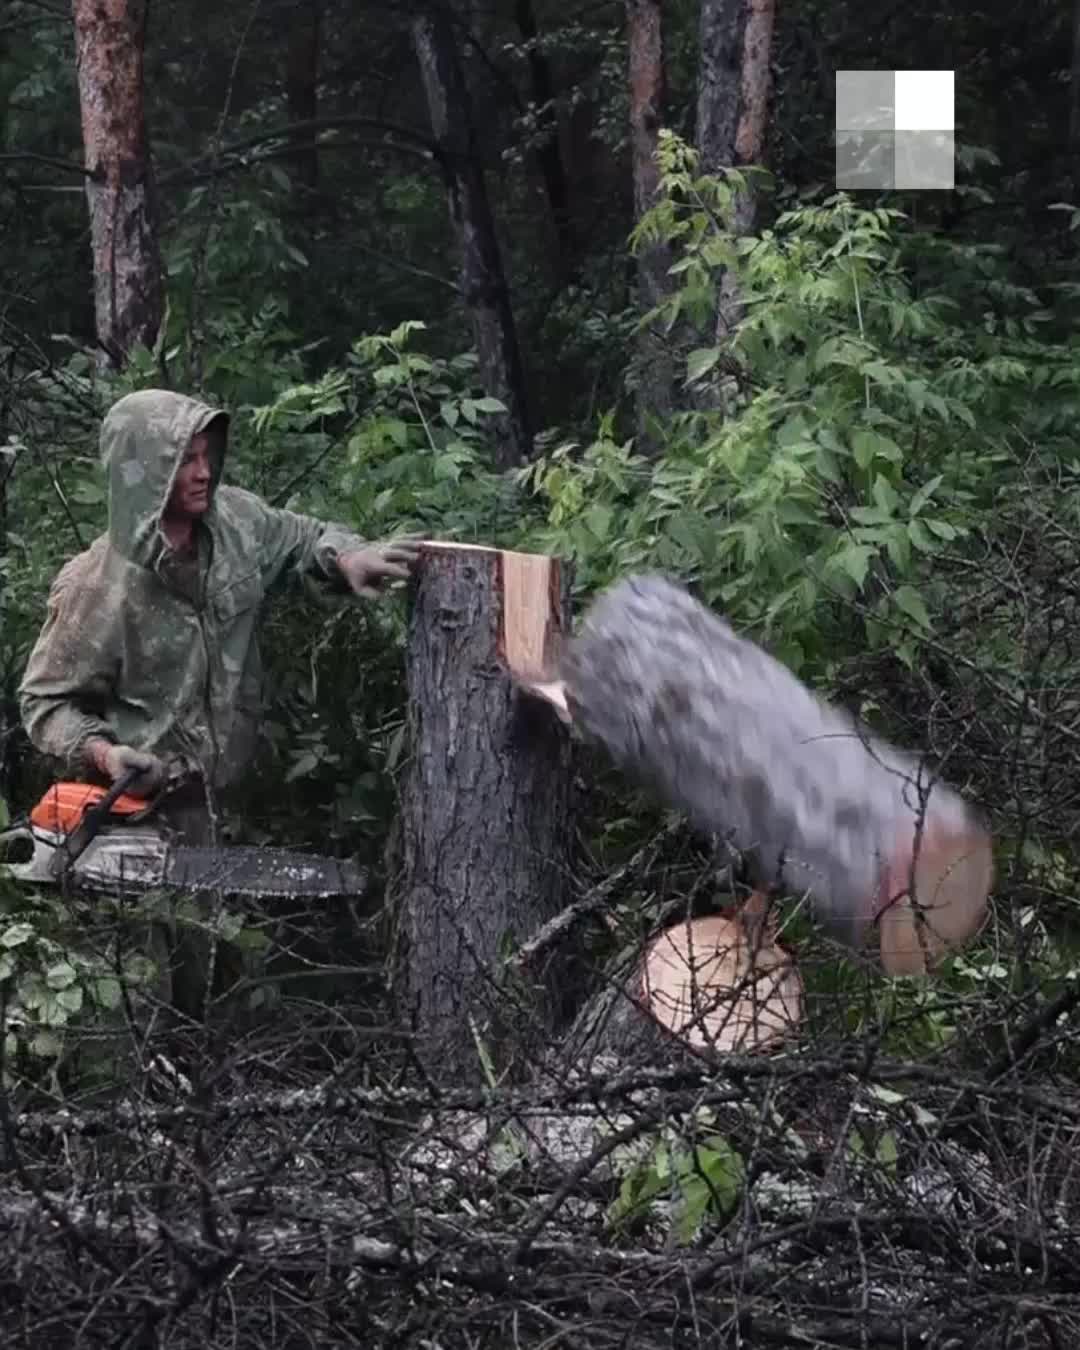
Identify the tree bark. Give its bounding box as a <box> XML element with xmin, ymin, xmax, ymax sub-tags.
<box><xmin>392</xmin><ymin>543</ymin><xmax>574</xmax><ymax>1081</ymax></box>
<box><xmin>71</xmin><ymin>0</ymin><xmax>164</xmax><ymax>370</ymax></box>
<box><xmin>286</xmin><ymin>0</ymin><xmax>322</xmax><ymax>191</ymax></box>
<box><xmin>626</xmin><ymin>0</ymin><xmax>673</xmax><ymax>449</ymax></box>
<box><xmin>696</xmin><ymin>0</ymin><xmax>776</xmax><ymax>344</ymax></box>
<box><xmin>412</xmin><ymin>6</ymin><xmax>533</xmax><ymax>468</ymax></box>
<box><xmin>514</xmin><ymin>0</ymin><xmax>575</xmax><ymax>272</ymax></box>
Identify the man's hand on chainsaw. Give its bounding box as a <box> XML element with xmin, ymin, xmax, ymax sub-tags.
<box><xmin>338</xmin><ymin>538</ymin><xmax>422</xmax><ymax>600</ymax></box>
<box><xmin>85</xmin><ymin>738</ymin><xmax>167</xmax><ymax>798</ymax></box>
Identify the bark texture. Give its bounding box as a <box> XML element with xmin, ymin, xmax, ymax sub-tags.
<box><xmin>287</xmin><ymin>0</ymin><xmax>322</xmax><ymax>190</ymax></box>
<box><xmin>626</xmin><ymin>0</ymin><xmax>673</xmax><ymax>446</ymax></box>
<box><xmin>413</xmin><ymin>6</ymin><xmax>533</xmax><ymax>468</ymax></box>
<box><xmin>514</xmin><ymin>0</ymin><xmax>575</xmax><ymax>271</ymax></box>
<box><xmin>394</xmin><ymin>546</ymin><xmax>573</xmax><ymax>1081</ymax></box>
<box><xmin>696</xmin><ymin>0</ymin><xmax>776</xmax><ymax>344</ymax></box>
<box><xmin>72</xmin><ymin>0</ymin><xmax>164</xmax><ymax>369</ymax></box>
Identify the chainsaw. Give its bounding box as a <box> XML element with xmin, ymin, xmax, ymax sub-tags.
<box><xmin>0</xmin><ymin>766</ymin><xmax>367</xmax><ymax>900</ymax></box>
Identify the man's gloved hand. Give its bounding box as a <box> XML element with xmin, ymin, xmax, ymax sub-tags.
<box><xmin>85</xmin><ymin>738</ymin><xmax>167</xmax><ymax>799</ymax></box>
<box><xmin>338</xmin><ymin>538</ymin><xmax>423</xmax><ymax>599</ymax></box>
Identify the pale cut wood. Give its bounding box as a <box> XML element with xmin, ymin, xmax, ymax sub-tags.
<box><xmin>877</xmin><ymin>824</ymin><xmax>994</xmax><ymax>976</ymax></box>
<box><xmin>641</xmin><ymin>914</ymin><xmax>803</xmax><ymax>1053</ymax></box>
<box><xmin>418</xmin><ymin>542</ymin><xmax>566</xmax><ymax>692</ymax></box>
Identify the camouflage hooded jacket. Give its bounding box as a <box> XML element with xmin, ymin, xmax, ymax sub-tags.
<box><xmin>19</xmin><ymin>389</ymin><xmax>367</xmax><ymax>789</ymax></box>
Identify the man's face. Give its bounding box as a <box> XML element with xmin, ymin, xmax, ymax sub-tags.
<box><xmin>165</xmin><ymin>431</ymin><xmax>214</xmax><ymax>520</ymax></box>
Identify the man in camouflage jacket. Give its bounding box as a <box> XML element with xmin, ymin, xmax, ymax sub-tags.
<box><xmin>19</xmin><ymin>388</ymin><xmax>419</xmax><ymax>837</ymax></box>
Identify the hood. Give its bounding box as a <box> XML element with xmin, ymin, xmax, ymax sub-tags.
<box><xmin>100</xmin><ymin>389</ymin><xmax>230</xmax><ymax>568</ymax></box>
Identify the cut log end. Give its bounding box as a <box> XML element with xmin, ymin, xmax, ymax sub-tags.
<box><xmin>641</xmin><ymin>914</ymin><xmax>804</xmax><ymax>1054</ymax></box>
<box><xmin>877</xmin><ymin>823</ymin><xmax>994</xmax><ymax>976</ymax></box>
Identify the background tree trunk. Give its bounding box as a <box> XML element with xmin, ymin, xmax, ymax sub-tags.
<box><xmin>286</xmin><ymin>0</ymin><xmax>321</xmax><ymax>191</ymax></box>
<box><xmin>626</xmin><ymin>0</ymin><xmax>673</xmax><ymax>450</ymax></box>
<box><xmin>71</xmin><ymin>0</ymin><xmax>164</xmax><ymax>370</ymax></box>
<box><xmin>514</xmin><ymin>0</ymin><xmax>575</xmax><ymax>273</ymax></box>
<box><xmin>696</xmin><ymin>0</ymin><xmax>776</xmax><ymax>344</ymax></box>
<box><xmin>412</xmin><ymin>5</ymin><xmax>533</xmax><ymax>468</ymax></box>
<box><xmin>392</xmin><ymin>543</ymin><xmax>574</xmax><ymax>1082</ymax></box>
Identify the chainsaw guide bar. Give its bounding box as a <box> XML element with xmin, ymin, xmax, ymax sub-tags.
<box><xmin>1</xmin><ymin>782</ymin><xmax>367</xmax><ymax>899</ymax></box>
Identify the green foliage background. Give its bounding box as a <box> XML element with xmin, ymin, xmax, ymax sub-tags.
<box><xmin>3</xmin><ymin>0</ymin><xmax>1080</xmax><ymax>1100</ymax></box>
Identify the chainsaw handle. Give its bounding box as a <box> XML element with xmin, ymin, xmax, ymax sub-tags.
<box><xmin>97</xmin><ymin>766</ymin><xmax>142</xmax><ymax>813</ymax></box>
<box><xmin>53</xmin><ymin>766</ymin><xmax>143</xmax><ymax>879</ymax></box>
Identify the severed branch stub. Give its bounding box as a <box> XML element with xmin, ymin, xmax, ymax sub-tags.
<box><xmin>517</xmin><ymin>573</ymin><xmax>993</xmax><ymax>979</ymax></box>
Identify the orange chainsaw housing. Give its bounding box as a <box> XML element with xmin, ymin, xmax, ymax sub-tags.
<box><xmin>30</xmin><ymin>782</ymin><xmax>147</xmax><ymax>836</ymax></box>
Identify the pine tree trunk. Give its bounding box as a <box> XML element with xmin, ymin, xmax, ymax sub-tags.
<box><xmin>412</xmin><ymin>6</ymin><xmax>533</xmax><ymax>468</ymax></box>
<box><xmin>286</xmin><ymin>0</ymin><xmax>321</xmax><ymax>191</ymax></box>
<box><xmin>514</xmin><ymin>0</ymin><xmax>575</xmax><ymax>272</ymax></box>
<box><xmin>71</xmin><ymin>0</ymin><xmax>164</xmax><ymax>370</ymax></box>
<box><xmin>392</xmin><ymin>543</ymin><xmax>574</xmax><ymax>1081</ymax></box>
<box><xmin>626</xmin><ymin>0</ymin><xmax>672</xmax><ymax>450</ymax></box>
<box><xmin>696</xmin><ymin>0</ymin><xmax>776</xmax><ymax>345</ymax></box>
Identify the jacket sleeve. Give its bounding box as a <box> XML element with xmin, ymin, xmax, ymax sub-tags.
<box><xmin>18</xmin><ymin>558</ymin><xmax>120</xmax><ymax>776</ymax></box>
<box><xmin>236</xmin><ymin>490</ymin><xmax>367</xmax><ymax>593</ymax></box>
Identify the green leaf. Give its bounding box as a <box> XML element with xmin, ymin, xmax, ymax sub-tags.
<box><xmin>1</xmin><ymin>923</ymin><xmax>35</xmax><ymax>949</ymax></box>
<box><xmin>586</xmin><ymin>504</ymin><xmax>613</xmax><ymax>541</ymax></box>
<box><xmin>386</xmin><ymin>418</ymin><xmax>409</xmax><ymax>449</ymax></box>
<box><xmin>852</xmin><ymin>430</ymin><xmax>903</xmax><ymax>470</ymax></box>
<box><xmin>29</xmin><ymin>1030</ymin><xmax>62</xmax><ymax>1059</ymax></box>
<box><xmin>56</xmin><ymin>985</ymin><xmax>84</xmax><ymax>1014</ymax></box>
<box><xmin>893</xmin><ymin>584</ymin><xmax>931</xmax><ymax>630</ymax></box>
<box><xmin>94</xmin><ymin>978</ymin><xmax>123</xmax><ymax>1011</ymax></box>
<box><xmin>45</xmin><ymin>962</ymin><xmax>77</xmax><ymax>990</ymax></box>
<box><xmin>697</xmin><ymin>1137</ymin><xmax>745</xmax><ymax>1211</ymax></box>
<box><xmin>285</xmin><ymin>750</ymin><xmax>320</xmax><ymax>783</ymax></box>
<box><xmin>909</xmin><ymin>474</ymin><xmax>943</xmax><ymax>516</ymax></box>
<box><xmin>875</xmin><ymin>1131</ymin><xmax>899</xmax><ymax>1172</ymax></box>
<box><xmin>686</xmin><ymin>348</ymin><xmax>721</xmax><ymax>383</ymax></box>
<box><xmin>834</xmin><ymin>545</ymin><xmax>873</xmax><ymax>589</ymax></box>
<box><xmin>872</xmin><ymin>475</ymin><xmax>900</xmax><ymax>515</ymax></box>
<box><xmin>473</xmin><ymin>396</ymin><xmax>508</xmax><ymax>414</ymax></box>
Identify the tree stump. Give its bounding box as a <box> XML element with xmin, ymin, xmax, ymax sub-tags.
<box><xmin>564</xmin><ymin>911</ymin><xmax>804</xmax><ymax>1072</ymax></box>
<box><xmin>393</xmin><ymin>543</ymin><xmax>573</xmax><ymax>1080</ymax></box>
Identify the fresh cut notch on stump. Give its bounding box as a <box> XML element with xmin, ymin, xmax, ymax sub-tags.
<box><xmin>523</xmin><ymin>573</ymin><xmax>993</xmax><ymax>978</ymax></box>
<box><xmin>392</xmin><ymin>542</ymin><xmax>574</xmax><ymax>1080</ymax></box>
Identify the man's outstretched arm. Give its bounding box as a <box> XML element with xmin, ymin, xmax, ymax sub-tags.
<box><xmin>238</xmin><ymin>488</ymin><xmax>421</xmax><ymax>598</ymax></box>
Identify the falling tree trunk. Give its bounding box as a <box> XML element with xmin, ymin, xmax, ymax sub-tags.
<box><xmin>626</xmin><ymin>0</ymin><xmax>673</xmax><ymax>450</ymax></box>
<box><xmin>412</xmin><ymin>6</ymin><xmax>533</xmax><ymax>468</ymax></box>
<box><xmin>696</xmin><ymin>0</ymin><xmax>776</xmax><ymax>346</ymax></box>
<box><xmin>71</xmin><ymin>0</ymin><xmax>164</xmax><ymax>370</ymax></box>
<box><xmin>392</xmin><ymin>543</ymin><xmax>574</xmax><ymax>1081</ymax></box>
<box><xmin>286</xmin><ymin>0</ymin><xmax>322</xmax><ymax>191</ymax></box>
<box><xmin>514</xmin><ymin>0</ymin><xmax>575</xmax><ymax>272</ymax></box>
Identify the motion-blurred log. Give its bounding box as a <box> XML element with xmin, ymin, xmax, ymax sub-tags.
<box><xmin>566</xmin><ymin>913</ymin><xmax>803</xmax><ymax>1068</ymax></box>
<box><xmin>393</xmin><ymin>542</ymin><xmax>573</xmax><ymax>1080</ymax></box>
<box><xmin>523</xmin><ymin>573</ymin><xmax>993</xmax><ymax>976</ymax></box>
